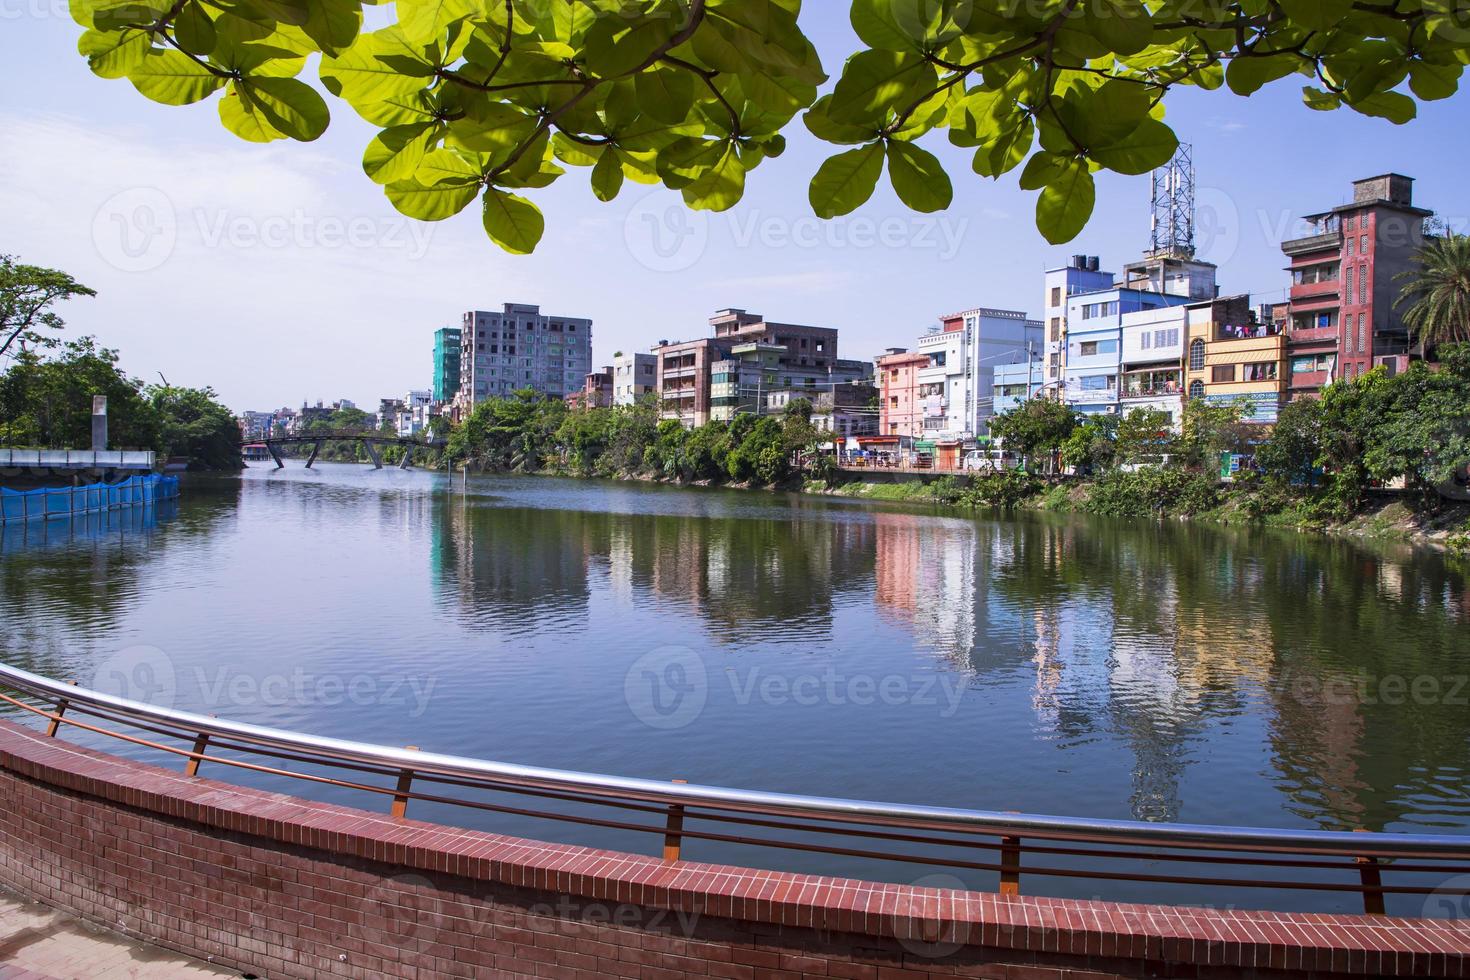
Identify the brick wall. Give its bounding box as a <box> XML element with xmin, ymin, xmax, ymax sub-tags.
<box><xmin>0</xmin><ymin>720</ymin><xmax>1465</xmax><ymax>979</ymax></box>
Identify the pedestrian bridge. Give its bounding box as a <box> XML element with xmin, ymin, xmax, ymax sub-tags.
<box><xmin>255</xmin><ymin>430</ymin><xmax>444</xmax><ymax>470</ymax></box>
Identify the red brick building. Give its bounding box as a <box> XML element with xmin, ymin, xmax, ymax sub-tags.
<box><xmin>1281</xmin><ymin>174</ymin><xmax>1432</xmax><ymax>400</ymax></box>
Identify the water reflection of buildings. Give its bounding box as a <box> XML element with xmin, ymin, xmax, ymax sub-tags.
<box><xmin>432</xmin><ymin>498</ymin><xmax>877</xmax><ymax>644</ymax></box>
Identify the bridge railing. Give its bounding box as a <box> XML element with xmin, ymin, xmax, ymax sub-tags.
<box><xmin>1</xmin><ymin>661</ymin><xmax>1467</xmax><ymax>917</ymax></box>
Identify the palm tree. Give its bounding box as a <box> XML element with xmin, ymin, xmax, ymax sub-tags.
<box><xmin>1395</xmin><ymin>232</ymin><xmax>1470</xmax><ymax>355</ymax></box>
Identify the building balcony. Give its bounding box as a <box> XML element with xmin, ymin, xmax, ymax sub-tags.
<box><xmin>1290</xmin><ymin>281</ymin><xmax>1340</xmax><ymax>303</ymax></box>
<box><xmin>1282</xmin><ymin>231</ymin><xmax>1341</xmax><ymax>257</ymax></box>
<box><xmin>1287</xmin><ymin>326</ymin><xmax>1339</xmax><ymax>347</ymax></box>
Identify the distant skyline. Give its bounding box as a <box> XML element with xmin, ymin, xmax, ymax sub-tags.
<box><xmin>3</xmin><ymin>10</ymin><xmax>1469</xmax><ymax>412</ymax></box>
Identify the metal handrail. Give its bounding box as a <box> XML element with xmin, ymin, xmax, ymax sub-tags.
<box><xmin>3</xmin><ymin>661</ymin><xmax>1468</xmax><ymax>912</ymax></box>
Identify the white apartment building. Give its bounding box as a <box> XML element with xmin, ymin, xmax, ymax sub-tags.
<box><xmin>612</xmin><ymin>352</ymin><xmax>657</xmax><ymax>406</ymax></box>
<box><xmin>460</xmin><ymin>304</ymin><xmax>593</xmax><ymax>404</ymax></box>
<box><xmin>1119</xmin><ymin>306</ymin><xmax>1187</xmax><ymax>426</ymax></box>
<box><xmin>396</xmin><ymin>389</ymin><xmax>434</xmax><ymax>437</ymax></box>
<box><xmin>1043</xmin><ymin>256</ymin><xmax>1114</xmax><ymax>391</ymax></box>
<box><xmin>915</xmin><ymin>308</ymin><xmax>1043</xmax><ymax>440</ymax></box>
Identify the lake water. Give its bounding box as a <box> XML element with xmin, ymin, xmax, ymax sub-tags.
<box><xmin>3</xmin><ymin>463</ymin><xmax>1468</xmax><ymax>912</ymax></box>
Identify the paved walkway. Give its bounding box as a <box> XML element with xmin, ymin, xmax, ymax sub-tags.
<box><xmin>0</xmin><ymin>892</ymin><xmax>239</xmax><ymax>980</ymax></box>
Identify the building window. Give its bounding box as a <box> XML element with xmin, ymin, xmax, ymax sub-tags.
<box><xmin>1243</xmin><ymin>361</ymin><xmax>1278</xmax><ymax>381</ymax></box>
<box><xmin>1050</xmin><ymin>286</ymin><xmax>1061</xmax><ymax>307</ymax></box>
<box><xmin>1079</xmin><ymin>341</ymin><xmax>1098</xmax><ymax>356</ymax></box>
<box><xmin>1189</xmin><ymin>339</ymin><xmax>1206</xmax><ymax>370</ymax></box>
<box><xmin>1344</xmin><ymin>266</ymin><xmax>1354</xmax><ymax>303</ymax></box>
<box><xmin>1049</xmin><ymin>317</ymin><xmax>1061</xmax><ymax>342</ymax></box>
<box><xmin>1360</xmin><ymin>234</ymin><xmax>1368</xmax><ymax>252</ymax></box>
<box><xmin>1189</xmin><ymin>380</ymin><xmax>1204</xmax><ymax>398</ymax></box>
<box><xmin>1358</xmin><ymin>313</ymin><xmax>1367</xmax><ymax>353</ymax></box>
<box><xmin>1292</xmin><ymin>263</ymin><xmax>1338</xmax><ymax>285</ymax></box>
<box><xmin>1346</xmin><ymin>237</ymin><xmax>1354</xmax><ymax>257</ymax></box>
<box><xmin>1359</xmin><ymin>265</ymin><xmax>1367</xmax><ymax>304</ymax></box>
<box><xmin>1212</xmin><ymin>365</ymin><xmax>1235</xmax><ymax>383</ymax></box>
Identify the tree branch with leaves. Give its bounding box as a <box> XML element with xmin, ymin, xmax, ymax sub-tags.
<box><xmin>69</xmin><ymin>0</ymin><xmax>1470</xmax><ymax>251</ymax></box>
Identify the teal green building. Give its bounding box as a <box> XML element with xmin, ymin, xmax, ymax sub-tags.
<box><xmin>433</xmin><ymin>327</ymin><xmax>462</xmax><ymax>403</ymax></box>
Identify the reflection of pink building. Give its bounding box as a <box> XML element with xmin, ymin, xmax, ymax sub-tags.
<box><xmin>876</xmin><ymin>349</ymin><xmax>927</xmax><ymax>438</ymax></box>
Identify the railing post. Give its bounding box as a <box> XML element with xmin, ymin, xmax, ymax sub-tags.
<box><xmin>663</xmin><ymin>779</ymin><xmax>687</xmax><ymax>863</ymax></box>
<box><xmin>45</xmin><ymin>680</ymin><xmax>78</xmax><ymax>737</ymax></box>
<box><xmin>1355</xmin><ymin>828</ymin><xmax>1386</xmax><ymax>916</ymax></box>
<box><xmin>184</xmin><ymin>732</ymin><xmax>210</xmax><ymax>777</ymax></box>
<box><xmin>391</xmin><ymin>746</ymin><xmax>419</xmax><ymax>820</ymax></box>
<box><xmin>999</xmin><ymin>836</ymin><xmax>1022</xmax><ymax>896</ymax></box>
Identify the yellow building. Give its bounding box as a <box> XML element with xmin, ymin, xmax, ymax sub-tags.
<box><xmin>1184</xmin><ymin>295</ymin><xmax>1286</xmax><ymax>423</ymax></box>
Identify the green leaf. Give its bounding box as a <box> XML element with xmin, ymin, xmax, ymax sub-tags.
<box><xmin>849</xmin><ymin>0</ymin><xmax>922</xmax><ymax>52</ymax></box>
<box><xmin>971</xmin><ymin>117</ymin><xmax>1033</xmax><ymax>178</ymax></box>
<box><xmin>803</xmin><ymin>95</ymin><xmax>878</xmax><ymax>144</ymax></box>
<box><xmin>1090</xmin><ymin>118</ymin><xmax>1178</xmax><ymax>175</ymax></box>
<box><xmin>127</xmin><ymin>49</ymin><xmax>225</xmax><ymax>105</ymax></box>
<box><xmin>482</xmin><ymin>187</ymin><xmax>545</xmax><ymax>254</ymax></box>
<box><xmin>590</xmin><ymin>149</ymin><xmax>624</xmax><ymax>202</ymax></box>
<box><xmin>78</xmin><ymin>27</ymin><xmax>151</xmax><ymax>79</ymax></box>
<box><xmin>809</xmin><ymin>143</ymin><xmax>884</xmax><ymax>219</ymax></box>
<box><xmin>885</xmin><ymin>141</ymin><xmax>952</xmax><ymax>212</ymax></box>
<box><xmin>385</xmin><ymin>179</ymin><xmax>479</xmax><ymax>221</ymax></box>
<box><xmin>635</xmin><ymin>66</ymin><xmax>696</xmax><ymax>124</ymax></box>
<box><xmin>1350</xmin><ymin>90</ymin><xmax>1417</xmax><ymax>123</ymax></box>
<box><xmin>1301</xmin><ymin>85</ymin><xmax>1341</xmax><ymax>111</ymax></box>
<box><xmin>680</xmin><ymin>144</ymin><xmax>746</xmax><ymax>212</ymax></box>
<box><xmin>1036</xmin><ymin>161</ymin><xmax>1096</xmax><ymax>245</ymax></box>
<box><xmin>1226</xmin><ymin>55</ymin><xmax>1304</xmax><ymax>97</ymax></box>
<box><xmin>174</xmin><ymin>2</ymin><xmax>217</xmax><ymax>57</ymax></box>
<box><xmin>1408</xmin><ymin>61</ymin><xmax>1461</xmax><ymax>101</ymax></box>
<box><xmin>396</xmin><ymin>0</ymin><xmax>474</xmax><ymax>45</ymax></box>
<box><xmin>829</xmin><ymin>49</ymin><xmax>928</xmax><ymax>124</ymax></box>
<box><xmin>1279</xmin><ymin>0</ymin><xmax>1354</xmax><ymax>32</ymax></box>
<box><xmin>1018</xmin><ymin>151</ymin><xmax>1070</xmax><ymax>191</ymax></box>
<box><xmin>583</xmin><ymin>14</ymin><xmax>679</xmax><ymax>79</ymax></box>
<box><xmin>364</xmin><ymin>122</ymin><xmax>439</xmax><ymax>184</ymax></box>
<box><xmin>1087</xmin><ymin>0</ymin><xmax>1152</xmax><ymax>56</ymax></box>
<box><xmin>241</xmin><ymin>76</ymin><xmax>330</xmax><ymax>140</ymax></box>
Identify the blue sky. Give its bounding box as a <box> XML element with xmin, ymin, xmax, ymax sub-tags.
<box><xmin>2</xmin><ymin>6</ymin><xmax>1468</xmax><ymax>411</ymax></box>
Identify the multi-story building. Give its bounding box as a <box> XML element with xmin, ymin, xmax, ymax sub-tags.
<box><xmin>572</xmin><ymin>367</ymin><xmax>614</xmax><ymax>409</ymax></box>
<box><xmin>459</xmin><ymin>304</ymin><xmax>593</xmax><ymax>405</ymax></box>
<box><xmin>1064</xmin><ymin>288</ymin><xmax>1194</xmax><ymax>415</ymax></box>
<box><xmin>612</xmin><ymin>352</ymin><xmax>656</xmax><ymax>405</ymax></box>
<box><xmin>991</xmin><ymin>359</ymin><xmax>1046</xmax><ymax>416</ymax></box>
<box><xmin>433</xmin><ymin>327</ymin><xmax>461</xmax><ymax>403</ymax></box>
<box><xmin>239</xmin><ymin>411</ymin><xmax>274</xmax><ymax>441</ymax></box>
<box><xmin>655</xmin><ymin>310</ymin><xmax>852</xmax><ymax>427</ymax></box>
<box><xmin>1119</xmin><ymin>305</ymin><xmax>1187</xmax><ymax>426</ymax></box>
<box><xmin>395</xmin><ymin>390</ymin><xmax>433</xmax><ymax>437</ymax></box>
<box><xmin>1281</xmin><ymin>174</ymin><xmax>1432</xmax><ymax>399</ymax></box>
<box><xmin>1043</xmin><ymin>256</ymin><xmax>1114</xmax><ymax>392</ymax></box>
<box><xmin>377</xmin><ymin>397</ymin><xmax>405</xmax><ymax>429</ymax></box>
<box><xmin>876</xmin><ymin>348</ymin><xmax>928</xmax><ymax>439</ymax></box>
<box><xmin>765</xmin><ymin>385</ymin><xmax>878</xmax><ymax>439</ymax></box>
<box><xmin>913</xmin><ymin>308</ymin><xmax>1043</xmax><ymax>440</ymax></box>
<box><xmin>1184</xmin><ymin>295</ymin><xmax>1285</xmax><ymax>423</ymax></box>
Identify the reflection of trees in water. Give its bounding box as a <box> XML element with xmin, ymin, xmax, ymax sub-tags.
<box><xmin>0</xmin><ymin>480</ymin><xmax>239</xmax><ymax>682</ymax></box>
<box><xmin>431</xmin><ymin>497</ymin><xmax>877</xmax><ymax>643</ymax></box>
<box><xmin>985</xmin><ymin>515</ymin><xmax>1470</xmax><ymax>829</ymax></box>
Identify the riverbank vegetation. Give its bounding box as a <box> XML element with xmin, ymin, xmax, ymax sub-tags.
<box><xmin>441</xmin><ymin>345</ymin><xmax>1470</xmax><ymax>547</ymax></box>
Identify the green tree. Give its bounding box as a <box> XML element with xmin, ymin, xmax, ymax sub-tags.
<box><xmin>0</xmin><ymin>337</ymin><xmax>158</xmax><ymax>450</ymax></box>
<box><xmin>0</xmin><ymin>255</ymin><xmax>95</xmax><ymax>358</ymax></box>
<box><xmin>1115</xmin><ymin>407</ymin><xmax>1173</xmax><ymax>465</ymax></box>
<box><xmin>989</xmin><ymin>398</ymin><xmax>1077</xmax><ymax>469</ymax></box>
<box><xmin>1175</xmin><ymin>400</ymin><xmax>1248</xmax><ymax>472</ymax></box>
<box><xmin>65</xmin><ymin>1</ymin><xmax>1468</xmax><ymax>252</ymax></box>
<box><xmin>148</xmin><ymin>385</ymin><xmax>244</xmax><ymax>470</ymax></box>
<box><xmin>1255</xmin><ymin>397</ymin><xmax>1325</xmax><ymax>487</ymax></box>
<box><xmin>1395</xmin><ymin>233</ymin><xmax>1470</xmax><ymax>354</ymax></box>
<box><xmin>1061</xmin><ymin>414</ymin><xmax>1118</xmax><ymax>474</ymax></box>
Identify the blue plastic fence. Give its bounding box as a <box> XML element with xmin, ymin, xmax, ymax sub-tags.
<box><xmin>0</xmin><ymin>474</ymin><xmax>180</xmax><ymax>526</ymax></box>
